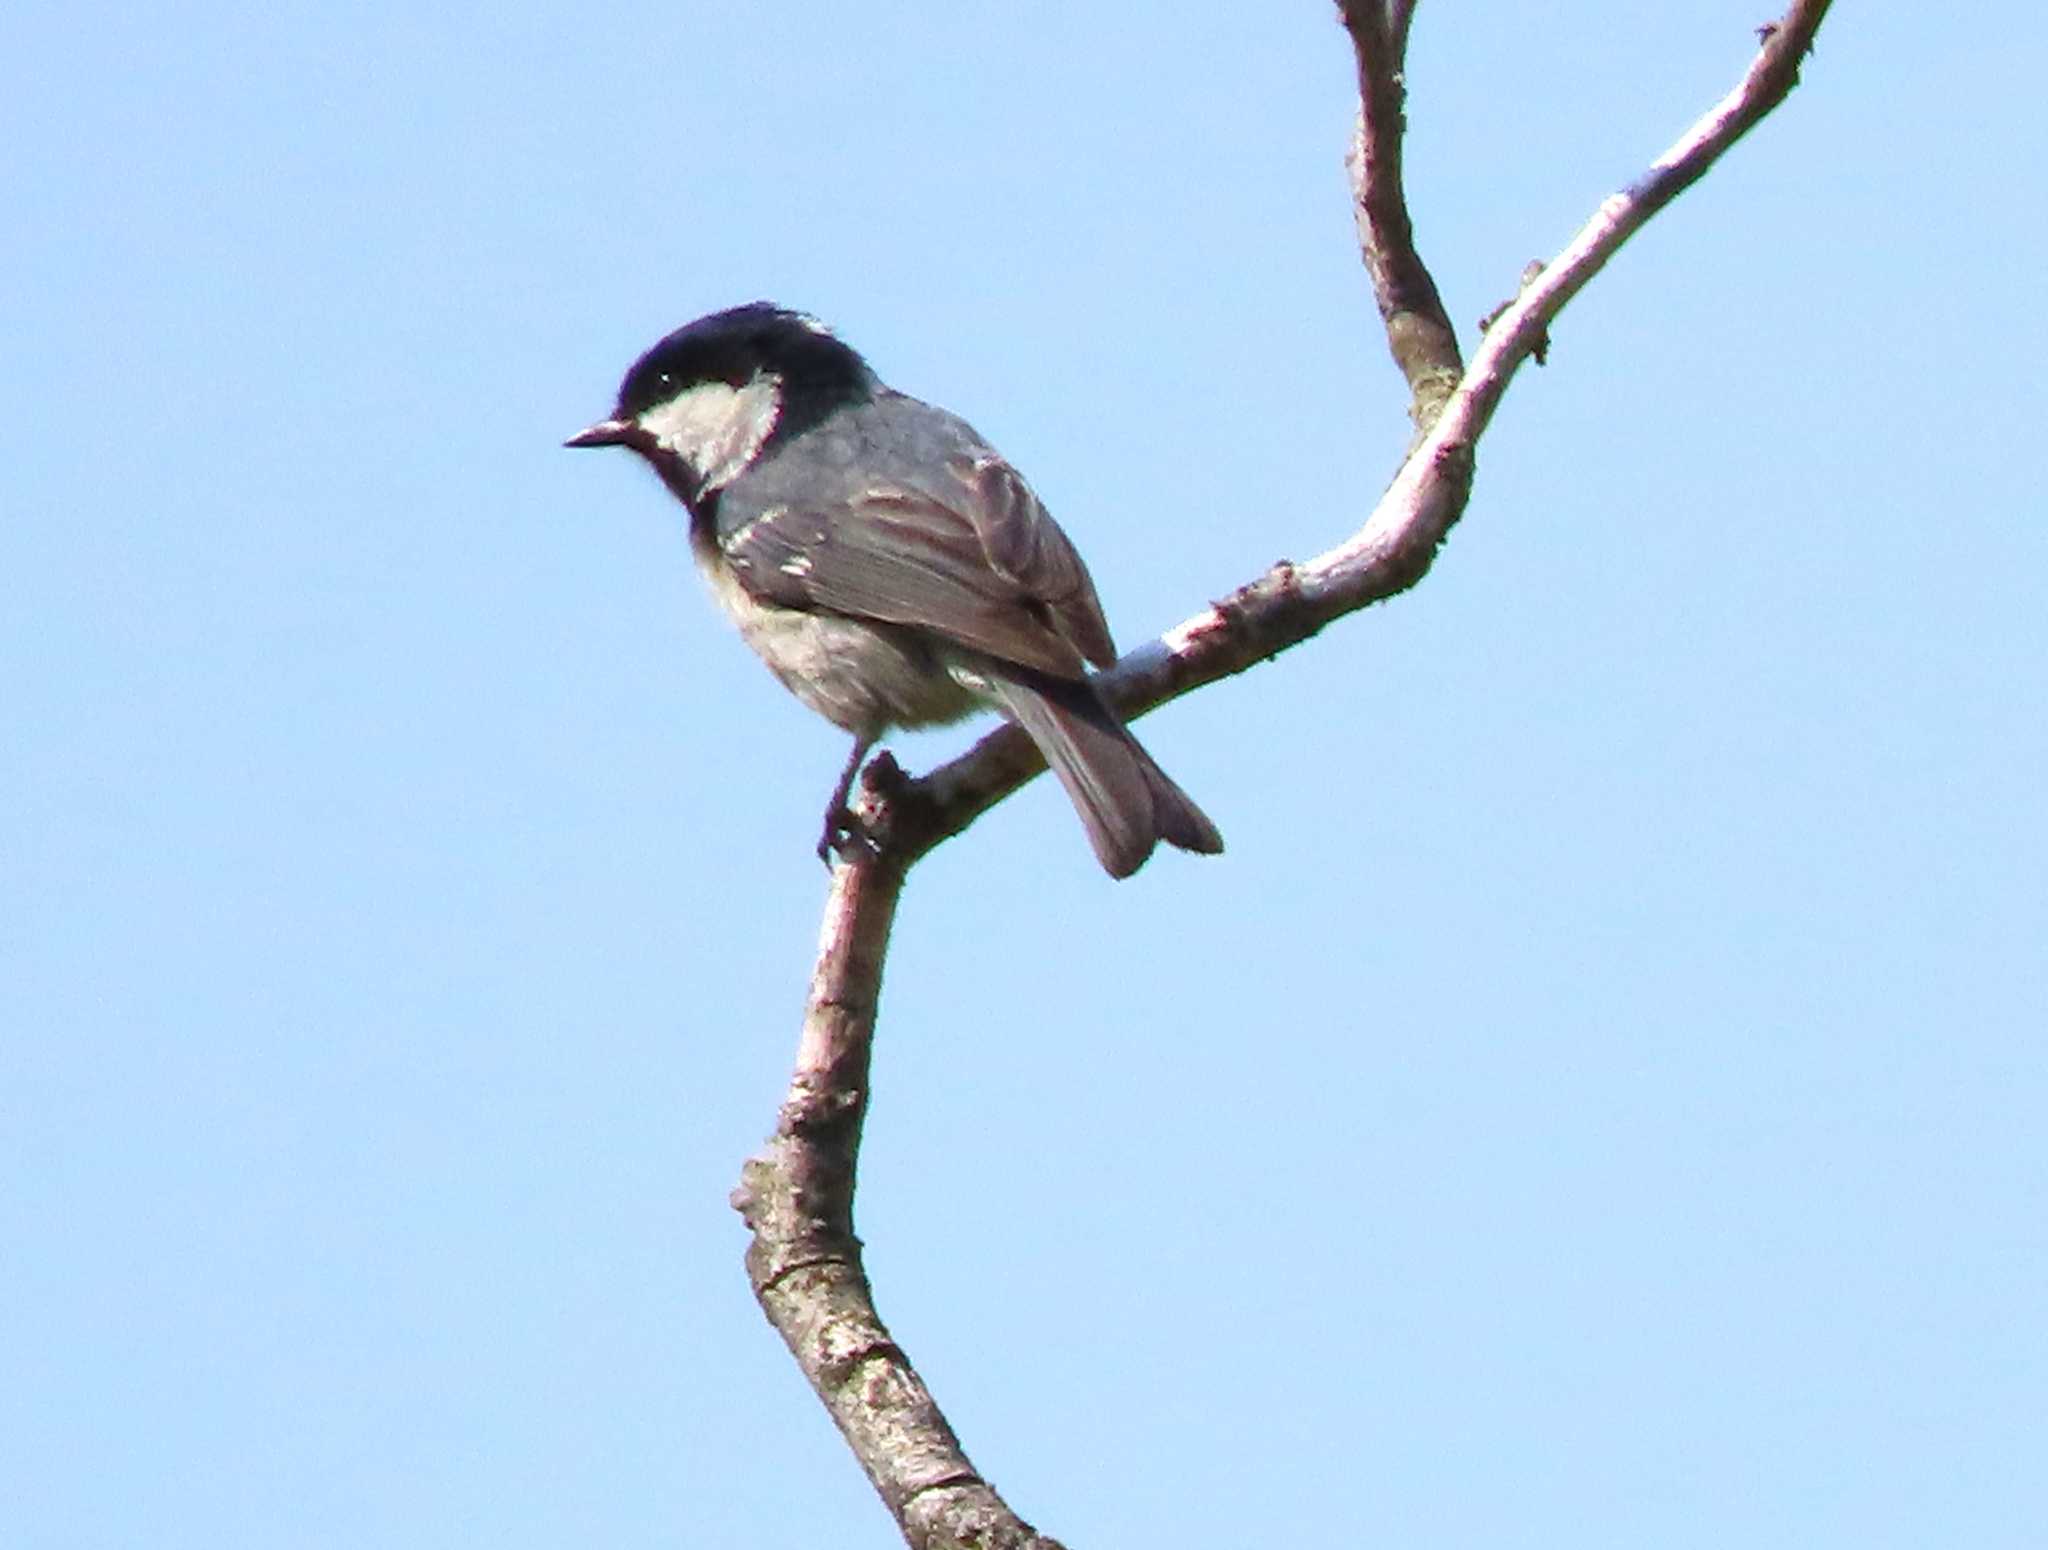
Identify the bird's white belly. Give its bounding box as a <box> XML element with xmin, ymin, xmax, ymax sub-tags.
<box><xmin>694</xmin><ymin>538</ymin><xmax>981</xmax><ymax>736</ymax></box>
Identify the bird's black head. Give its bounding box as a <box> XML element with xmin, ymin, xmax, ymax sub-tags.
<box><xmin>615</xmin><ymin>303</ymin><xmax>873</xmax><ymax>424</ymax></box>
<box><xmin>566</xmin><ymin>304</ymin><xmax>876</xmax><ymax>510</ymax></box>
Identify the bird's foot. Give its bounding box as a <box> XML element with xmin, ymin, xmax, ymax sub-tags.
<box><xmin>816</xmin><ymin>806</ymin><xmax>880</xmax><ymax>866</ymax></box>
<box><xmin>814</xmin><ymin>750</ymin><xmax>906</xmax><ymax>868</ymax></box>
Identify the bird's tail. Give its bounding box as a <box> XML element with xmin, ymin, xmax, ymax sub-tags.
<box><xmin>989</xmin><ymin>669</ymin><xmax>1224</xmax><ymax>879</ymax></box>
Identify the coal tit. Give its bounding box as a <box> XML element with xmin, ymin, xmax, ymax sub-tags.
<box><xmin>566</xmin><ymin>303</ymin><xmax>1223</xmax><ymax>878</ymax></box>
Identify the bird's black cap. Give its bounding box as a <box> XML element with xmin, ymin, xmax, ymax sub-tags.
<box><xmin>612</xmin><ymin>303</ymin><xmax>875</xmax><ymax>424</ymax></box>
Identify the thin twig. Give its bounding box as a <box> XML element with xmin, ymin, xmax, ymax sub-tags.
<box><xmin>1337</xmin><ymin>0</ymin><xmax>1462</xmax><ymax>430</ymax></box>
<box><xmin>734</xmin><ymin>5</ymin><xmax>1834</xmax><ymax>1546</ymax></box>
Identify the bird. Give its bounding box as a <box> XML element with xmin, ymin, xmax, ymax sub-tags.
<box><xmin>565</xmin><ymin>302</ymin><xmax>1222</xmax><ymax>878</ymax></box>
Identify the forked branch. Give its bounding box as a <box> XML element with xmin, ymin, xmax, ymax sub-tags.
<box><xmin>730</xmin><ymin>5</ymin><xmax>1834</xmax><ymax>1546</ymax></box>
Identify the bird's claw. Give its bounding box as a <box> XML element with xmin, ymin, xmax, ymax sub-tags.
<box><xmin>816</xmin><ymin>807</ymin><xmax>881</xmax><ymax>867</ymax></box>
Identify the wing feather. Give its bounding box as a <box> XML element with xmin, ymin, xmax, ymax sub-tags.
<box><xmin>721</xmin><ymin>449</ymin><xmax>1118</xmax><ymax>678</ymax></box>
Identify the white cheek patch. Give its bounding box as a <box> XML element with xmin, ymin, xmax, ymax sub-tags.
<box><xmin>639</xmin><ymin>374</ymin><xmax>782</xmax><ymax>492</ymax></box>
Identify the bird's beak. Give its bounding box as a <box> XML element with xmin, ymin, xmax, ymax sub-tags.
<box><xmin>564</xmin><ymin>417</ymin><xmax>634</xmax><ymax>449</ymax></box>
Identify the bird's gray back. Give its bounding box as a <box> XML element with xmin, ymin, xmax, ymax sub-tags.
<box><xmin>715</xmin><ymin>389</ymin><xmax>1003</xmax><ymax>533</ymax></box>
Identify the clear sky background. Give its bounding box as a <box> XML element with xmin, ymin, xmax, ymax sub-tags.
<box><xmin>5</xmin><ymin>4</ymin><xmax>2042</xmax><ymax>1547</ymax></box>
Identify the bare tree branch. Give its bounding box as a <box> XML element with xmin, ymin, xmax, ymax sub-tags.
<box><xmin>733</xmin><ymin>5</ymin><xmax>1834</xmax><ymax>1546</ymax></box>
<box><xmin>1337</xmin><ymin>0</ymin><xmax>1462</xmax><ymax>430</ymax></box>
<box><xmin>907</xmin><ymin>0</ymin><xmax>1832</xmax><ymax>868</ymax></box>
<box><xmin>729</xmin><ymin>848</ymin><xmax>1069</xmax><ymax>1550</ymax></box>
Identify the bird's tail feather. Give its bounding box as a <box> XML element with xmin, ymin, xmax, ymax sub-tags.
<box><xmin>990</xmin><ymin>670</ymin><xmax>1223</xmax><ymax>879</ymax></box>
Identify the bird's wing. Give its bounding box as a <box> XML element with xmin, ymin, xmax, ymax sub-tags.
<box><xmin>721</xmin><ymin>449</ymin><xmax>1118</xmax><ymax>678</ymax></box>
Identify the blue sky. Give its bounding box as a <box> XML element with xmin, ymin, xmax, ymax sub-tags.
<box><xmin>5</xmin><ymin>4</ymin><xmax>2043</xmax><ymax>1546</ymax></box>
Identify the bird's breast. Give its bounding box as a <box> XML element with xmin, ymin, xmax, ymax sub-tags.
<box><xmin>688</xmin><ymin>524</ymin><xmax>980</xmax><ymax>737</ymax></box>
